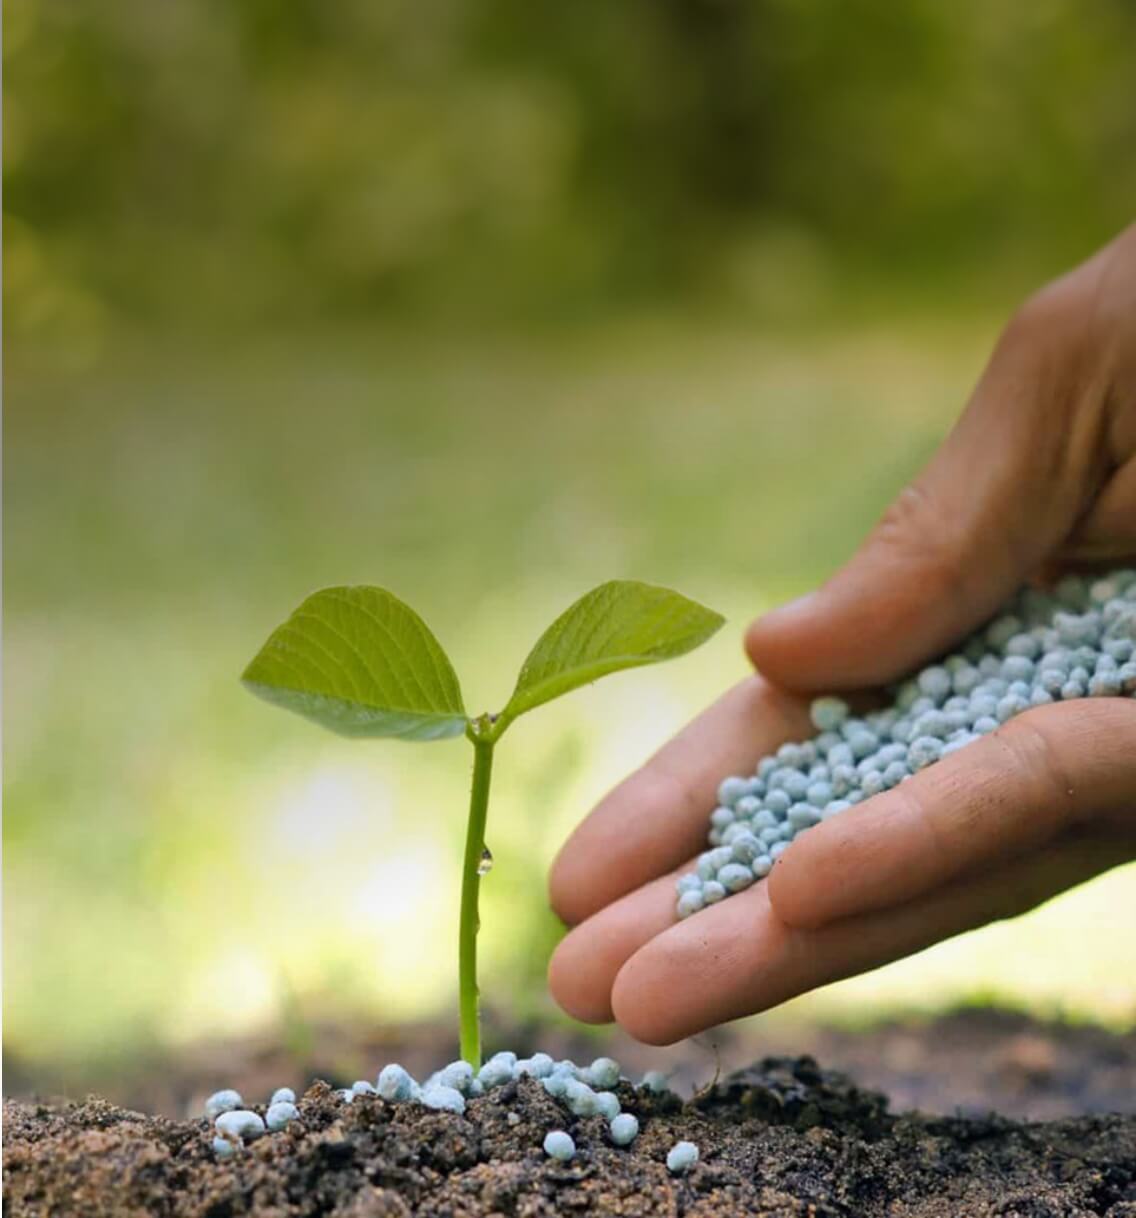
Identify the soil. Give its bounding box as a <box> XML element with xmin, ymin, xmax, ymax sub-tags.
<box><xmin>6</xmin><ymin>1051</ymin><xmax>1136</xmax><ymax>1217</ymax></box>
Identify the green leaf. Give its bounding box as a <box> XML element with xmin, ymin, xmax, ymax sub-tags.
<box><xmin>242</xmin><ymin>586</ymin><xmax>467</xmax><ymax>741</ymax></box>
<box><xmin>501</xmin><ymin>580</ymin><xmax>724</xmax><ymax>727</ymax></box>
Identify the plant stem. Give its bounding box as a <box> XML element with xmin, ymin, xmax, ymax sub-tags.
<box><xmin>458</xmin><ymin>728</ymin><xmax>495</xmax><ymax>1069</ymax></box>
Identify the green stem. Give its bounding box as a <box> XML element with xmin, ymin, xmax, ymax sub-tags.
<box><xmin>459</xmin><ymin>727</ymin><xmax>495</xmax><ymax>1069</ymax></box>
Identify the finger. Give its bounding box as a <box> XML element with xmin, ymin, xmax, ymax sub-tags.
<box><xmin>548</xmin><ymin>676</ymin><xmax>810</xmax><ymax>927</ymax></box>
<box><xmin>745</xmin><ymin>277</ymin><xmax>1109</xmax><ymax>690</ymax></box>
<box><xmin>547</xmin><ymin>860</ymin><xmax>693</xmax><ymax>1024</ymax></box>
<box><xmin>611</xmin><ymin>834</ymin><xmax>1128</xmax><ymax>1044</ymax></box>
<box><xmin>768</xmin><ymin>699</ymin><xmax>1136</xmax><ymax>931</ymax></box>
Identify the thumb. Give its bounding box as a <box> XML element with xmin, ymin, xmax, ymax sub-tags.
<box><xmin>747</xmin><ymin>285</ymin><xmax>1106</xmax><ymax>690</ymax></box>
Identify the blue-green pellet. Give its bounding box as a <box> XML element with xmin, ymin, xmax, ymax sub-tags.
<box><xmin>827</xmin><ymin>742</ymin><xmax>854</xmax><ymax>766</ymax></box>
<box><xmin>717</xmin><ymin>777</ymin><xmax>749</xmax><ymax>807</ymax></box>
<box><xmin>718</xmin><ymin>862</ymin><xmax>755</xmax><ymax>893</ymax></box>
<box><xmin>523</xmin><ymin>1052</ymin><xmax>555</xmax><ymax>1081</ymax></box>
<box><xmin>378</xmin><ymin>1064</ymin><xmax>416</xmax><ymax>1101</ymax></box>
<box><xmin>563</xmin><ymin>1078</ymin><xmax>598</xmax><ymax>1116</ymax></box>
<box><xmin>997</xmin><ymin>693</ymin><xmax>1030</xmax><ymax>721</ymax></box>
<box><xmin>477</xmin><ymin>1058</ymin><xmax>514</xmax><ymax>1090</ymax></box>
<box><xmin>204</xmin><ymin>1089</ymin><xmax>243</xmax><ymax>1120</ymax></box>
<box><xmin>730</xmin><ymin>832</ymin><xmax>762</xmax><ymax>864</ymax></box>
<box><xmin>776</xmin><ymin>742</ymin><xmax>806</xmax><ymax>767</ymax></box>
<box><xmin>266</xmin><ymin>1101</ymin><xmax>299</xmax><ymax>1131</ymax></box>
<box><xmin>917</xmin><ymin>666</ymin><xmax>952</xmax><ymax>700</ymax></box>
<box><xmin>677</xmin><ymin>889</ymin><xmax>705</xmax><ymax>919</ymax></box>
<box><xmin>810</xmin><ymin>696</ymin><xmax>849</xmax><ymax>731</ymax></box>
<box><xmin>806</xmin><ymin>781</ymin><xmax>833</xmax><ymax>805</ymax></box>
<box><xmin>1089</xmin><ymin>671</ymin><xmax>1122</xmax><ymax>696</ymax></box>
<box><xmin>215</xmin><ymin>1110</ymin><xmax>266</xmax><ymax>1142</ymax></box>
<box><xmin>587</xmin><ymin>1057</ymin><xmax>621</xmax><ymax>1089</ymax></box>
<box><xmin>734</xmin><ymin>795</ymin><xmax>761</xmax><ymax>818</ymax></box>
<box><xmin>764</xmin><ymin>790</ymin><xmax>791</xmax><ymax>816</ymax></box>
<box><xmin>542</xmin><ymin>1074</ymin><xmax>569</xmax><ymax>1099</ymax></box>
<box><xmin>709</xmin><ymin>806</ymin><xmax>735</xmax><ymax>830</ymax></box>
<box><xmin>421</xmin><ymin>1084</ymin><xmax>466</xmax><ymax>1114</ymax></box>
<box><xmin>907</xmin><ymin>736</ymin><xmax>942</xmax><ymax>770</ymax></box>
<box><xmin>721</xmin><ymin>822</ymin><xmax>750</xmax><ymax>846</ymax></box>
<box><xmin>910</xmin><ymin>712</ymin><xmax>948</xmax><ymax>739</ymax></box>
<box><xmin>543</xmin><ymin>1130</ymin><xmax>576</xmax><ymax>1161</ymax></box>
<box><xmin>847</xmin><ymin>730</ymin><xmax>879</xmax><ymax>760</ymax></box>
<box><xmin>861</xmin><ymin>771</ymin><xmax>885</xmax><ymax>797</ymax></box>
<box><xmin>610</xmin><ymin>1112</ymin><xmax>640</xmax><ymax>1146</ymax></box>
<box><xmin>952</xmin><ymin>666</ymin><xmax>983</xmax><ymax>696</ymax></box>
<box><xmin>787</xmin><ymin>803</ymin><xmax>821</xmax><ymax>830</ymax></box>
<box><xmin>781</xmin><ymin>772</ymin><xmax>810</xmax><ymax>801</ymax></box>
<box><xmin>1001</xmin><ymin>656</ymin><xmax>1035</xmax><ymax>682</ymax></box>
<box><xmin>666</xmin><ymin>1140</ymin><xmax>700</xmax><ymax>1174</ymax></box>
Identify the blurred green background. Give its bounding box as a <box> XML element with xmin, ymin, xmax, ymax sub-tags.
<box><xmin>5</xmin><ymin>0</ymin><xmax>1136</xmax><ymax>1081</ymax></box>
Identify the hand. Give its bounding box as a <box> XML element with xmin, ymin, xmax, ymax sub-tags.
<box><xmin>547</xmin><ymin>224</ymin><xmax>1136</xmax><ymax>1044</ymax></box>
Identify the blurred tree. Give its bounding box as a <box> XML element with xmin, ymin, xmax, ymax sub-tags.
<box><xmin>4</xmin><ymin>0</ymin><xmax>1135</xmax><ymax>338</ymax></box>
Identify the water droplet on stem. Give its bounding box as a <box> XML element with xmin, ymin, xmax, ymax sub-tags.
<box><xmin>477</xmin><ymin>846</ymin><xmax>493</xmax><ymax>876</ymax></box>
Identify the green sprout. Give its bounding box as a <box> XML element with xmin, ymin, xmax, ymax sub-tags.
<box><xmin>242</xmin><ymin>580</ymin><xmax>724</xmax><ymax>1069</ymax></box>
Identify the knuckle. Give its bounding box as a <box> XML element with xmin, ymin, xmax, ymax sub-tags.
<box><xmin>1003</xmin><ymin>276</ymin><xmax>1084</xmax><ymax>352</ymax></box>
<box><xmin>872</xmin><ymin>483</ymin><xmax>970</xmax><ymax>604</ymax></box>
<box><xmin>890</xmin><ymin>779</ymin><xmax>960</xmax><ymax>865</ymax></box>
<box><xmin>648</xmin><ymin>758</ymin><xmax>702</xmax><ymax>827</ymax></box>
<box><xmin>994</xmin><ymin>706</ymin><xmax>1080</xmax><ymax>821</ymax></box>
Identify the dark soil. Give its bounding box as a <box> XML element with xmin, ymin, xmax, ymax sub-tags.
<box><xmin>6</xmin><ymin>1054</ymin><xmax>1136</xmax><ymax>1217</ymax></box>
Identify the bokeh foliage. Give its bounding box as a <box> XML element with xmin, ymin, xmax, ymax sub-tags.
<box><xmin>6</xmin><ymin>0</ymin><xmax>1136</xmax><ymax>341</ymax></box>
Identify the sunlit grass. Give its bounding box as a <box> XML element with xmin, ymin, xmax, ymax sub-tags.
<box><xmin>5</xmin><ymin>318</ymin><xmax>1132</xmax><ymax>1066</ymax></box>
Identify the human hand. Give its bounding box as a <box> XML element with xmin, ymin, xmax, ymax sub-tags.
<box><xmin>547</xmin><ymin>224</ymin><xmax>1136</xmax><ymax>1044</ymax></box>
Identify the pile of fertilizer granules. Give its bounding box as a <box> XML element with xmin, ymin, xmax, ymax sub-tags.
<box><xmin>676</xmin><ymin>568</ymin><xmax>1136</xmax><ymax>918</ymax></box>
<box><xmin>204</xmin><ymin>1052</ymin><xmax>704</xmax><ymax>1168</ymax></box>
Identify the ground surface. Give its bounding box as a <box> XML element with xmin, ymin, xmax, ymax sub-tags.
<box><xmin>6</xmin><ymin>1047</ymin><xmax>1136</xmax><ymax>1217</ymax></box>
<box><xmin>8</xmin><ymin>1008</ymin><xmax>1134</xmax><ymax>1123</ymax></box>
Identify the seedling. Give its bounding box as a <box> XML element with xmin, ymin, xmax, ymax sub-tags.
<box><xmin>242</xmin><ymin>580</ymin><xmax>723</xmax><ymax>1068</ymax></box>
